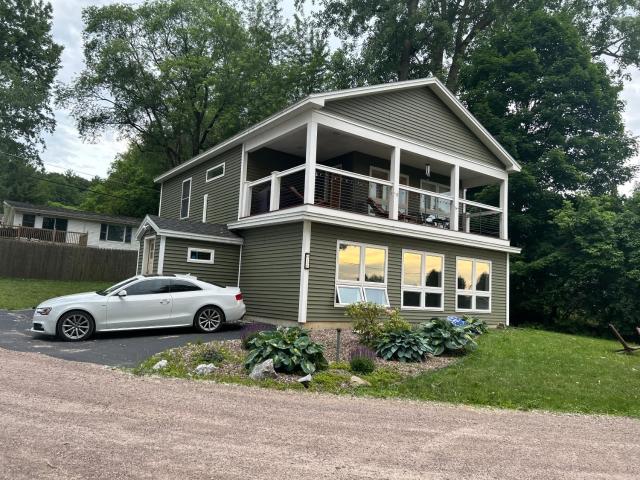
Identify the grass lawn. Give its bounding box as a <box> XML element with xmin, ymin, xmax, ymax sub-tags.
<box><xmin>136</xmin><ymin>328</ymin><xmax>640</xmax><ymax>418</ymax></box>
<box><xmin>0</xmin><ymin>277</ymin><xmax>111</xmax><ymax>310</ymax></box>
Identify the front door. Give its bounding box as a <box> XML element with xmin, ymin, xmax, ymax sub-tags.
<box><xmin>143</xmin><ymin>237</ymin><xmax>156</xmax><ymax>274</ymax></box>
<box><xmin>106</xmin><ymin>278</ymin><xmax>172</xmax><ymax>329</ymax></box>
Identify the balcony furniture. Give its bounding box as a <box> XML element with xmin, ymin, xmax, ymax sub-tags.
<box><xmin>609</xmin><ymin>324</ymin><xmax>640</xmax><ymax>354</ymax></box>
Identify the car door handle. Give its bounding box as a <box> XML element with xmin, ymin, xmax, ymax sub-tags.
<box><xmin>160</xmin><ymin>299</ymin><xmax>171</xmax><ymax>305</ymax></box>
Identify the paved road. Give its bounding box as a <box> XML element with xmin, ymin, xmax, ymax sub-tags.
<box><xmin>0</xmin><ymin>309</ymin><xmax>243</xmax><ymax>367</ymax></box>
<box><xmin>0</xmin><ymin>348</ymin><xmax>638</xmax><ymax>480</ymax></box>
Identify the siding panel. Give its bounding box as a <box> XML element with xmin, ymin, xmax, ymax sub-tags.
<box><xmin>159</xmin><ymin>146</ymin><xmax>242</xmax><ymax>224</ymax></box>
<box><xmin>307</xmin><ymin>223</ymin><xmax>507</xmax><ymax>326</ymax></box>
<box><xmin>238</xmin><ymin>223</ymin><xmax>302</xmax><ymax>323</ymax></box>
<box><xmin>323</xmin><ymin>88</ymin><xmax>502</xmax><ymax>169</ymax></box>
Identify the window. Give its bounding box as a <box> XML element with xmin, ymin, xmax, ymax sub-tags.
<box><xmin>202</xmin><ymin>194</ymin><xmax>208</xmax><ymax>223</ymax></box>
<box><xmin>170</xmin><ymin>279</ymin><xmax>202</xmax><ymax>293</ymax></box>
<box><xmin>420</xmin><ymin>179</ymin><xmax>451</xmax><ymax>216</ymax></box>
<box><xmin>206</xmin><ymin>163</ymin><xmax>225</xmax><ymax>182</ymax></box>
<box><xmin>180</xmin><ymin>178</ymin><xmax>192</xmax><ymax>219</ymax></box>
<box><xmin>21</xmin><ymin>214</ymin><xmax>36</xmax><ymax>228</ymax></box>
<box><xmin>187</xmin><ymin>247</ymin><xmax>214</xmax><ymax>264</ymax></box>
<box><xmin>456</xmin><ymin>257</ymin><xmax>491</xmax><ymax>312</ymax></box>
<box><xmin>124</xmin><ymin>279</ymin><xmax>171</xmax><ymax>296</ymax></box>
<box><xmin>335</xmin><ymin>241</ymin><xmax>389</xmax><ymax>306</ymax></box>
<box><xmin>100</xmin><ymin>224</ymin><xmax>133</xmax><ymax>243</ymax></box>
<box><xmin>42</xmin><ymin>217</ymin><xmax>68</xmax><ymax>231</ymax></box>
<box><xmin>368</xmin><ymin>166</ymin><xmax>409</xmax><ymax>214</ymax></box>
<box><xmin>401</xmin><ymin>250</ymin><xmax>444</xmax><ymax>310</ymax></box>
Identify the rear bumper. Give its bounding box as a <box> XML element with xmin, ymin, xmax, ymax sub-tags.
<box><xmin>225</xmin><ymin>303</ymin><xmax>246</xmax><ymax>323</ymax></box>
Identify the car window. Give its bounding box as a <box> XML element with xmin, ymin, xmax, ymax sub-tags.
<box><xmin>124</xmin><ymin>279</ymin><xmax>171</xmax><ymax>296</ymax></box>
<box><xmin>171</xmin><ymin>279</ymin><xmax>202</xmax><ymax>293</ymax></box>
<box><xmin>98</xmin><ymin>277</ymin><xmax>138</xmax><ymax>296</ymax></box>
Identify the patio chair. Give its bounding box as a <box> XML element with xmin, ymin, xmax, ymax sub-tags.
<box><xmin>609</xmin><ymin>324</ymin><xmax>640</xmax><ymax>354</ymax></box>
<box><xmin>366</xmin><ymin>197</ymin><xmax>389</xmax><ymax>218</ymax></box>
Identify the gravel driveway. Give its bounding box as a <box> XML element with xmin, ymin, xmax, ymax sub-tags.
<box><xmin>0</xmin><ymin>348</ymin><xmax>638</xmax><ymax>480</ymax></box>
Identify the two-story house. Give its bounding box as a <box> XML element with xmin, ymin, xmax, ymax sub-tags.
<box><xmin>136</xmin><ymin>78</ymin><xmax>521</xmax><ymax>328</ymax></box>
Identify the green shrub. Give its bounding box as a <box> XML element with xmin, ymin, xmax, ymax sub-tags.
<box><xmin>349</xmin><ymin>346</ymin><xmax>377</xmax><ymax>374</ymax></box>
<box><xmin>462</xmin><ymin>315</ymin><xmax>488</xmax><ymax>335</ymax></box>
<box><xmin>381</xmin><ymin>308</ymin><xmax>411</xmax><ymax>334</ymax></box>
<box><xmin>345</xmin><ymin>302</ymin><xmax>387</xmax><ymax>347</ymax></box>
<box><xmin>244</xmin><ymin>327</ymin><xmax>328</xmax><ymax>375</ymax></box>
<box><xmin>375</xmin><ymin>330</ymin><xmax>433</xmax><ymax>362</ymax></box>
<box><xmin>418</xmin><ymin>318</ymin><xmax>478</xmax><ymax>356</ymax></box>
<box><xmin>197</xmin><ymin>344</ymin><xmax>225</xmax><ymax>364</ymax></box>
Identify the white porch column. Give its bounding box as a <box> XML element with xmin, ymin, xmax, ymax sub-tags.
<box><xmin>303</xmin><ymin>121</ymin><xmax>318</xmax><ymax>204</ymax></box>
<box><xmin>269</xmin><ymin>171</ymin><xmax>281</xmax><ymax>211</ymax></box>
<box><xmin>237</xmin><ymin>145</ymin><xmax>248</xmax><ymax>219</ymax></box>
<box><xmin>450</xmin><ymin>164</ymin><xmax>460</xmax><ymax>231</ymax></box>
<box><xmin>389</xmin><ymin>146</ymin><xmax>401</xmax><ymax>220</ymax></box>
<box><xmin>462</xmin><ymin>188</ymin><xmax>470</xmax><ymax>233</ymax></box>
<box><xmin>500</xmin><ymin>178</ymin><xmax>508</xmax><ymax>239</ymax></box>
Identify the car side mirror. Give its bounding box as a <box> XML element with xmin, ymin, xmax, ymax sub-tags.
<box><xmin>117</xmin><ymin>290</ymin><xmax>127</xmax><ymax>297</ymax></box>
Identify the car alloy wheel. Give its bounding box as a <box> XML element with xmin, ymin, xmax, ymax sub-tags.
<box><xmin>197</xmin><ymin>307</ymin><xmax>222</xmax><ymax>332</ymax></box>
<box><xmin>60</xmin><ymin>312</ymin><xmax>92</xmax><ymax>341</ymax></box>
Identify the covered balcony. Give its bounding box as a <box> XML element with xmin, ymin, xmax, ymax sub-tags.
<box><xmin>240</xmin><ymin>117</ymin><xmax>509</xmax><ymax>241</ymax></box>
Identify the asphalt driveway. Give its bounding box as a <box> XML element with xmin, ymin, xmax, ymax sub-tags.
<box><xmin>0</xmin><ymin>309</ymin><xmax>243</xmax><ymax>367</ymax></box>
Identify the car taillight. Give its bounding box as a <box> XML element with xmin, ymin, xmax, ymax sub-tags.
<box><xmin>235</xmin><ymin>293</ymin><xmax>243</xmax><ymax>301</ymax></box>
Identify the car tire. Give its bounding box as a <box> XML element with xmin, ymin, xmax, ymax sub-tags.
<box><xmin>56</xmin><ymin>310</ymin><xmax>95</xmax><ymax>342</ymax></box>
<box><xmin>194</xmin><ymin>306</ymin><xmax>225</xmax><ymax>333</ymax></box>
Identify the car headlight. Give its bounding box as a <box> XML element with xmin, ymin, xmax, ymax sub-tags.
<box><xmin>36</xmin><ymin>307</ymin><xmax>52</xmax><ymax>316</ymax></box>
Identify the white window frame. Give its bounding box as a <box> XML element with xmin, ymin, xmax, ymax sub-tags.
<box><xmin>100</xmin><ymin>223</ymin><xmax>132</xmax><ymax>243</ymax></box>
<box><xmin>334</xmin><ymin>240</ymin><xmax>389</xmax><ymax>307</ymax></box>
<box><xmin>180</xmin><ymin>177</ymin><xmax>192</xmax><ymax>219</ymax></box>
<box><xmin>205</xmin><ymin>162</ymin><xmax>225</xmax><ymax>182</ymax></box>
<box><xmin>400</xmin><ymin>249</ymin><xmax>445</xmax><ymax>311</ymax></box>
<box><xmin>202</xmin><ymin>194</ymin><xmax>208</xmax><ymax>223</ymax></box>
<box><xmin>455</xmin><ymin>256</ymin><xmax>492</xmax><ymax>313</ymax></box>
<box><xmin>187</xmin><ymin>247</ymin><xmax>215</xmax><ymax>264</ymax></box>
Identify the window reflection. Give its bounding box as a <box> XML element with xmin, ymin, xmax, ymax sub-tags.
<box><xmin>338</xmin><ymin>244</ymin><xmax>361</xmax><ymax>281</ymax></box>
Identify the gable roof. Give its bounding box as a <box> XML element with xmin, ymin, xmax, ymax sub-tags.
<box><xmin>155</xmin><ymin>77</ymin><xmax>521</xmax><ymax>183</ymax></box>
<box><xmin>3</xmin><ymin>200</ymin><xmax>141</xmax><ymax>226</ymax></box>
<box><xmin>136</xmin><ymin>214</ymin><xmax>243</xmax><ymax>245</ymax></box>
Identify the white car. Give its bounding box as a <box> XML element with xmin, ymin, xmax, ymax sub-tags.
<box><xmin>31</xmin><ymin>275</ymin><xmax>246</xmax><ymax>341</ymax></box>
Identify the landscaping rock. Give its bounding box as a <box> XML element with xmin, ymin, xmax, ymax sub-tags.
<box><xmin>194</xmin><ymin>363</ymin><xmax>217</xmax><ymax>375</ymax></box>
<box><xmin>349</xmin><ymin>375</ymin><xmax>371</xmax><ymax>387</ymax></box>
<box><xmin>249</xmin><ymin>359</ymin><xmax>277</xmax><ymax>380</ymax></box>
<box><xmin>152</xmin><ymin>359</ymin><xmax>168</xmax><ymax>370</ymax></box>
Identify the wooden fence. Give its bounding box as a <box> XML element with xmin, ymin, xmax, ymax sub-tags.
<box><xmin>0</xmin><ymin>238</ymin><xmax>137</xmax><ymax>281</ymax></box>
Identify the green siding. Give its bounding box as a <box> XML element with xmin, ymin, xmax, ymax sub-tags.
<box><xmin>159</xmin><ymin>145</ymin><xmax>242</xmax><ymax>224</ymax></box>
<box><xmin>307</xmin><ymin>223</ymin><xmax>507</xmax><ymax>326</ymax></box>
<box><xmin>323</xmin><ymin>88</ymin><xmax>502</xmax><ymax>169</ymax></box>
<box><xmin>238</xmin><ymin>223</ymin><xmax>302</xmax><ymax>323</ymax></box>
<box><xmin>160</xmin><ymin>237</ymin><xmax>240</xmax><ymax>287</ymax></box>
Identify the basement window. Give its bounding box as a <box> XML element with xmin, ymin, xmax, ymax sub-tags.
<box><xmin>335</xmin><ymin>241</ymin><xmax>389</xmax><ymax>306</ymax></box>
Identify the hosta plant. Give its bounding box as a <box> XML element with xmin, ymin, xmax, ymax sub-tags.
<box><xmin>461</xmin><ymin>315</ymin><xmax>488</xmax><ymax>336</ymax></box>
<box><xmin>244</xmin><ymin>327</ymin><xmax>328</xmax><ymax>375</ymax></box>
<box><xmin>418</xmin><ymin>318</ymin><xmax>478</xmax><ymax>356</ymax></box>
<box><xmin>375</xmin><ymin>330</ymin><xmax>434</xmax><ymax>363</ymax></box>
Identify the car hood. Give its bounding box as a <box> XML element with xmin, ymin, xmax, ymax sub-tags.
<box><xmin>37</xmin><ymin>291</ymin><xmax>104</xmax><ymax>308</ymax></box>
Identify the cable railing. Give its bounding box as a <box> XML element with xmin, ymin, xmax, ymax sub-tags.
<box><xmin>398</xmin><ymin>185</ymin><xmax>453</xmax><ymax>229</ymax></box>
<box><xmin>0</xmin><ymin>224</ymin><xmax>88</xmax><ymax>246</ymax></box>
<box><xmin>458</xmin><ymin>200</ymin><xmax>502</xmax><ymax>238</ymax></box>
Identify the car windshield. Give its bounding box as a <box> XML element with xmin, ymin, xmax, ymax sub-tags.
<box><xmin>96</xmin><ymin>277</ymin><xmax>139</xmax><ymax>296</ymax></box>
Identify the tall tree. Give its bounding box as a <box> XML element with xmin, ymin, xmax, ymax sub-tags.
<box><xmin>0</xmin><ymin>0</ymin><xmax>62</xmax><ymax>202</ymax></box>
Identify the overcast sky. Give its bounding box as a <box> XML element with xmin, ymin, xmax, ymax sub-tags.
<box><xmin>43</xmin><ymin>0</ymin><xmax>639</xmax><ymax>194</ymax></box>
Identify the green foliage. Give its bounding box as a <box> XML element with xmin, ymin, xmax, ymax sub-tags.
<box><xmin>380</xmin><ymin>309</ymin><xmax>411</xmax><ymax>334</ymax></box>
<box><xmin>244</xmin><ymin>327</ymin><xmax>328</xmax><ymax>375</ymax></box>
<box><xmin>418</xmin><ymin>318</ymin><xmax>478</xmax><ymax>356</ymax></box>
<box><xmin>196</xmin><ymin>344</ymin><xmax>225</xmax><ymax>365</ymax></box>
<box><xmin>462</xmin><ymin>316</ymin><xmax>488</xmax><ymax>336</ymax></box>
<box><xmin>375</xmin><ymin>330</ymin><xmax>433</xmax><ymax>363</ymax></box>
<box><xmin>349</xmin><ymin>356</ymin><xmax>375</xmax><ymax>375</ymax></box>
<box><xmin>345</xmin><ymin>302</ymin><xmax>386</xmax><ymax>347</ymax></box>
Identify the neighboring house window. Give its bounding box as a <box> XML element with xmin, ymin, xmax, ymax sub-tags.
<box><xmin>181</xmin><ymin>178</ymin><xmax>192</xmax><ymax>219</ymax></box>
<box><xmin>205</xmin><ymin>163</ymin><xmax>225</xmax><ymax>182</ymax></box>
<box><xmin>21</xmin><ymin>214</ymin><xmax>36</xmax><ymax>228</ymax></box>
<box><xmin>335</xmin><ymin>241</ymin><xmax>389</xmax><ymax>306</ymax></box>
<box><xmin>456</xmin><ymin>257</ymin><xmax>491</xmax><ymax>312</ymax></box>
<box><xmin>401</xmin><ymin>250</ymin><xmax>444</xmax><ymax>310</ymax></box>
<box><xmin>187</xmin><ymin>247</ymin><xmax>214</xmax><ymax>264</ymax></box>
<box><xmin>42</xmin><ymin>217</ymin><xmax>67</xmax><ymax>231</ymax></box>
<box><xmin>100</xmin><ymin>224</ymin><xmax>133</xmax><ymax>243</ymax></box>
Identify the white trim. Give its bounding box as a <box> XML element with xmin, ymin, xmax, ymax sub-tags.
<box><xmin>205</xmin><ymin>162</ymin><xmax>225</xmax><ymax>182</ymax></box>
<box><xmin>455</xmin><ymin>257</ymin><xmax>492</xmax><ymax>313</ymax></box>
<box><xmin>228</xmin><ymin>205</ymin><xmax>520</xmax><ymax>254</ymax></box>
<box><xmin>304</xmin><ymin>121</ymin><xmax>317</xmax><ymax>204</ymax></box>
<box><xmin>245</xmin><ymin>113</ymin><xmax>310</xmax><ymax>152</ymax></box>
<box><xmin>187</xmin><ymin>247</ymin><xmax>215</xmax><ymax>264</ymax></box>
<box><xmin>237</xmin><ymin>244</ymin><xmax>243</xmax><ymax>288</ymax></box>
<box><xmin>238</xmin><ymin>144</ymin><xmax>248</xmax><ymax>220</ymax></box>
<box><xmin>157</xmin><ymin>236</ymin><xmax>166</xmax><ymax>274</ymax></box>
<box><xmin>202</xmin><ymin>194</ymin><xmax>208</xmax><ymax>223</ymax></box>
<box><xmin>500</xmin><ymin>178</ymin><xmax>508</xmax><ymax>240</ymax></box>
<box><xmin>506</xmin><ymin>253</ymin><xmax>510</xmax><ymax>326</ymax></box>
<box><xmin>318</xmin><ymin>163</ymin><xmax>393</xmax><ymax>186</ymax></box>
<box><xmin>459</xmin><ymin>198</ymin><xmax>502</xmax><ymax>212</ymax></box>
<box><xmin>135</xmin><ymin>242</ymin><xmax>141</xmax><ymax>275</ymax></box>
<box><xmin>297</xmin><ymin>220</ymin><xmax>311</xmax><ymax>323</ymax></box>
<box><xmin>158</xmin><ymin>183</ymin><xmax>163</xmax><ymax>216</ymax></box>
<box><xmin>400</xmin><ymin>249</ymin><xmax>445</xmax><ymax>311</ymax></box>
<box><xmin>141</xmin><ymin>235</ymin><xmax>156</xmax><ymax>275</ymax></box>
<box><xmin>334</xmin><ymin>240</ymin><xmax>389</xmax><ymax>307</ymax></box>
<box><xmin>180</xmin><ymin>177</ymin><xmax>192</xmax><ymax>220</ymax></box>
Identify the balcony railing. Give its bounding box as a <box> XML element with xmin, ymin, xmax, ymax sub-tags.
<box><xmin>0</xmin><ymin>224</ymin><xmax>89</xmax><ymax>246</ymax></box>
<box><xmin>246</xmin><ymin>164</ymin><xmax>307</xmax><ymax>216</ymax></box>
<box><xmin>458</xmin><ymin>200</ymin><xmax>502</xmax><ymax>238</ymax></box>
<box><xmin>398</xmin><ymin>185</ymin><xmax>453</xmax><ymax>229</ymax></box>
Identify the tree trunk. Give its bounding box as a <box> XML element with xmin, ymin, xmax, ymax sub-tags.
<box><xmin>398</xmin><ymin>0</ymin><xmax>419</xmax><ymax>80</ymax></box>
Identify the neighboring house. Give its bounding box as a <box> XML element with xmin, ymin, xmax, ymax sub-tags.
<box><xmin>136</xmin><ymin>78</ymin><xmax>522</xmax><ymax>328</ymax></box>
<box><xmin>2</xmin><ymin>200</ymin><xmax>141</xmax><ymax>251</ymax></box>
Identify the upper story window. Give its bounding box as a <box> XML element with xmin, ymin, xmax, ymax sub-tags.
<box><xmin>100</xmin><ymin>224</ymin><xmax>133</xmax><ymax>243</ymax></box>
<box><xmin>42</xmin><ymin>217</ymin><xmax>67</xmax><ymax>231</ymax></box>
<box><xmin>187</xmin><ymin>247</ymin><xmax>214</xmax><ymax>264</ymax></box>
<box><xmin>401</xmin><ymin>250</ymin><xmax>444</xmax><ymax>310</ymax></box>
<box><xmin>456</xmin><ymin>257</ymin><xmax>491</xmax><ymax>312</ymax></box>
<box><xmin>21</xmin><ymin>214</ymin><xmax>36</xmax><ymax>228</ymax></box>
<box><xmin>181</xmin><ymin>178</ymin><xmax>192</xmax><ymax>219</ymax></box>
<box><xmin>206</xmin><ymin>163</ymin><xmax>225</xmax><ymax>182</ymax></box>
<box><xmin>335</xmin><ymin>241</ymin><xmax>389</xmax><ymax>306</ymax></box>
